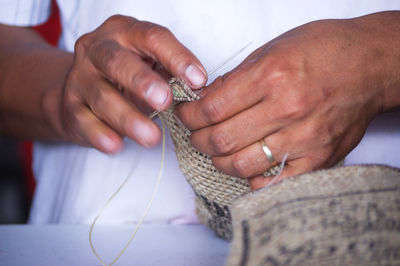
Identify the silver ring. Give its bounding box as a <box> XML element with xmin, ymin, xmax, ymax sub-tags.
<box><xmin>259</xmin><ymin>140</ymin><xmax>277</xmax><ymax>166</ymax></box>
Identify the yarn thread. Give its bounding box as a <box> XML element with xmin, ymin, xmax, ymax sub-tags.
<box><xmin>89</xmin><ymin>116</ymin><xmax>166</xmax><ymax>266</ymax></box>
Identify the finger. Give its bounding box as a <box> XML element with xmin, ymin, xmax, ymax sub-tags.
<box><xmin>176</xmin><ymin>67</ymin><xmax>266</xmax><ymax>130</ymax></box>
<box><xmin>63</xmin><ymin>101</ymin><xmax>123</xmax><ymax>154</ymax></box>
<box><xmin>152</xmin><ymin>62</ymin><xmax>173</xmax><ymax>81</ymax></box>
<box><xmin>189</xmin><ymin>100</ymin><xmax>283</xmax><ymax>156</ymax></box>
<box><xmin>248</xmin><ymin>157</ymin><xmax>315</xmax><ymax>190</ymax></box>
<box><xmin>211</xmin><ymin>134</ymin><xmax>292</xmax><ymax>178</ymax></box>
<box><xmin>129</xmin><ymin>21</ymin><xmax>207</xmax><ymax>88</ymax></box>
<box><xmin>87</xmin><ymin>41</ymin><xmax>173</xmax><ymax>111</ymax></box>
<box><xmin>129</xmin><ymin>95</ymin><xmax>154</xmax><ymax>117</ymax></box>
<box><xmin>197</xmin><ymin>75</ymin><xmax>224</xmax><ymax>98</ymax></box>
<box><xmin>83</xmin><ymin>77</ymin><xmax>161</xmax><ymax>147</ymax></box>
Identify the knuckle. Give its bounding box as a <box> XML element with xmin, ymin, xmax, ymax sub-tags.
<box><xmin>64</xmin><ymin>91</ymin><xmax>78</xmax><ymax>107</ymax></box>
<box><xmin>99</xmin><ymin>44</ymin><xmax>124</xmax><ymax>76</ymax></box>
<box><xmin>74</xmin><ymin>34</ymin><xmax>90</xmax><ymax>55</ymax></box>
<box><xmin>232</xmin><ymin>153</ymin><xmax>253</xmax><ymax>178</ymax></box>
<box><xmin>106</xmin><ymin>14</ymin><xmax>126</xmax><ymax>24</ymax></box>
<box><xmin>168</xmin><ymin>53</ymin><xmax>188</xmax><ymax>71</ymax></box>
<box><xmin>62</xmin><ymin>98</ymin><xmax>74</xmax><ymax>118</ymax></box>
<box><xmin>94</xmin><ymin>88</ymin><xmax>114</xmax><ymax>106</ymax></box>
<box><xmin>129</xmin><ymin>70</ymin><xmax>154</xmax><ymax>95</ymax></box>
<box><xmin>143</xmin><ymin>23</ymin><xmax>171</xmax><ymax>47</ymax></box>
<box><xmin>140</xmin><ymin>22</ymin><xmax>190</xmax><ymax>73</ymax></box>
<box><xmin>201</xmin><ymin>99</ymin><xmax>225</xmax><ymax>124</ymax></box>
<box><xmin>280</xmin><ymin>96</ymin><xmax>308</xmax><ymax>120</ymax></box>
<box><xmin>209</xmin><ymin>128</ymin><xmax>235</xmax><ymax>155</ymax></box>
<box><xmin>62</xmin><ymin>100</ymin><xmax>81</xmax><ymax>127</ymax></box>
<box><xmin>62</xmin><ymin>87</ymin><xmax>81</xmax><ymax>112</ymax></box>
<box><xmin>263</xmin><ymin>62</ymin><xmax>310</xmax><ymax>121</ymax></box>
<box><xmin>176</xmin><ymin>105</ymin><xmax>195</xmax><ymax>130</ymax></box>
<box><xmin>59</xmin><ymin>97</ymin><xmax>90</xmax><ymax>145</ymax></box>
<box><xmin>104</xmin><ymin>15</ymin><xmax>135</xmax><ymax>29</ymax></box>
<box><xmin>264</xmin><ymin>60</ymin><xmax>288</xmax><ymax>82</ymax></box>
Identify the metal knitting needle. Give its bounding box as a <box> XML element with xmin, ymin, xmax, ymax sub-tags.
<box><xmin>207</xmin><ymin>41</ymin><xmax>253</xmax><ymax>76</ymax></box>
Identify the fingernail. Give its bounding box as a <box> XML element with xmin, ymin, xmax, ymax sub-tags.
<box><xmin>146</xmin><ymin>83</ymin><xmax>169</xmax><ymax>109</ymax></box>
<box><xmin>132</xmin><ymin>121</ymin><xmax>156</xmax><ymax>147</ymax></box>
<box><xmin>99</xmin><ymin>135</ymin><xmax>118</xmax><ymax>152</ymax></box>
<box><xmin>185</xmin><ymin>65</ymin><xmax>206</xmax><ymax>87</ymax></box>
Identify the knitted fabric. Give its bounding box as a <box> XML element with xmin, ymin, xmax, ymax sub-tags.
<box><xmin>161</xmin><ymin>78</ymin><xmax>400</xmax><ymax>265</ymax></box>
<box><xmin>160</xmin><ymin>77</ymin><xmax>279</xmax><ymax>239</ymax></box>
<box><xmin>227</xmin><ymin>165</ymin><xmax>400</xmax><ymax>266</ymax></box>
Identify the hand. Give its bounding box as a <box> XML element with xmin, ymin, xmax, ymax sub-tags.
<box><xmin>176</xmin><ymin>14</ymin><xmax>400</xmax><ymax>190</ymax></box>
<box><xmin>61</xmin><ymin>15</ymin><xmax>207</xmax><ymax>153</ymax></box>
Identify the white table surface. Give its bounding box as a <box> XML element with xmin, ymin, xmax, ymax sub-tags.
<box><xmin>0</xmin><ymin>224</ymin><xmax>229</xmax><ymax>266</ymax></box>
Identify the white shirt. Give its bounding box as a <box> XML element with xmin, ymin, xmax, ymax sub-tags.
<box><xmin>1</xmin><ymin>0</ymin><xmax>399</xmax><ymax>225</ymax></box>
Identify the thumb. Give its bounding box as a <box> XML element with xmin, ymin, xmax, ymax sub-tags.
<box><xmin>131</xmin><ymin>21</ymin><xmax>207</xmax><ymax>88</ymax></box>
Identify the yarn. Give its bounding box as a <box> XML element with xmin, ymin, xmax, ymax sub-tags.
<box><xmin>89</xmin><ymin>116</ymin><xmax>166</xmax><ymax>266</ymax></box>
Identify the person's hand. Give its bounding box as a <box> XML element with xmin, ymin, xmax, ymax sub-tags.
<box><xmin>61</xmin><ymin>15</ymin><xmax>207</xmax><ymax>153</ymax></box>
<box><xmin>176</xmin><ymin>14</ymin><xmax>400</xmax><ymax>190</ymax></box>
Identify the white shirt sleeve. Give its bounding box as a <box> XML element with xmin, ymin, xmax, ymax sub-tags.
<box><xmin>0</xmin><ymin>0</ymin><xmax>51</xmax><ymax>26</ymax></box>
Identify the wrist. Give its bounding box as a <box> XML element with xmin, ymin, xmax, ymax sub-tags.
<box><xmin>352</xmin><ymin>11</ymin><xmax>400</xmax><ymax>113</ymax></box>
<box><xmin>42</xmin><ymin>53</ymin><xmax>74</xmax><ymax>141</ymax></box>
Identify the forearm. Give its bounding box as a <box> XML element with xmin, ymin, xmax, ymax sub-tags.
<box><xmin>0</xmin><ymin>24</ymin><xmax>72</xmax><ymax>140</ymax></box>
<box><xmin>352</xmin><ymin>11</ymin><xmax>400</xmax><ymax>112</ymax></box>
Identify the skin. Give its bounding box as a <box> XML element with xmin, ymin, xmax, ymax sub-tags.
<box><xmin>176</xmin><ymin>11</ymin><xmax>400</xmax><ymax>190</ymax></box>
<box><xmin>0</xmin><ymin>15</ymin><xmax>207</xmax><ymax>153</ymax></box>
<box><xmin>0</xmin><ymin>12</ymin><xmax>399</xmax><ymax>190</ymax></box>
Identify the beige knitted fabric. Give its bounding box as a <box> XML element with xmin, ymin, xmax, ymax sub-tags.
<box><xmin>160</xmin><ymin>78</ymin><xmax>280</xmax><ymax>239</ymax></box>
<box><xmin>227</xmin><ymin>165</ymin><xmax>400</xmax><ymax>266</ymax></box>
<box><xmin>161</xmin><ymin>78</ymin><xmax>400</xmax><ymax>265</ymax></box>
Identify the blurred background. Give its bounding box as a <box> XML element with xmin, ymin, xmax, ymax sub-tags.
<box><xmin>0</xmin><ymin>0</ymin><xmax>60</xmax><ymax>224</ymax></box>
<box><xmin>0</xmin><ymin>139</ymin><xmax>31</xmax><ymax>223</ymax></box>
